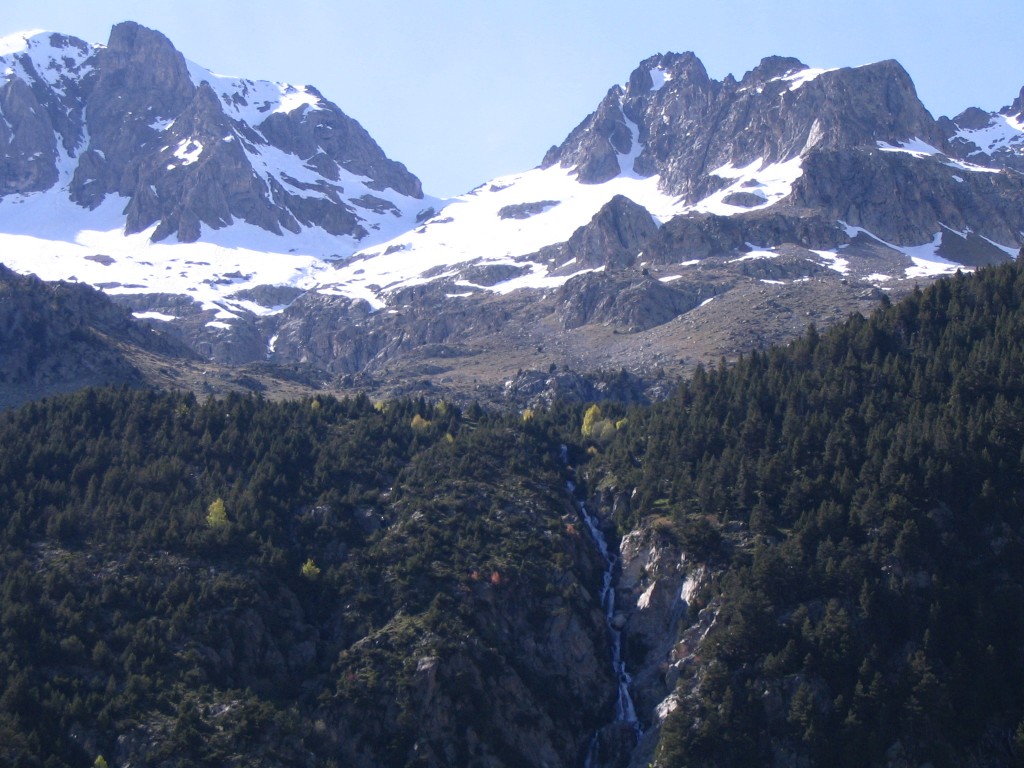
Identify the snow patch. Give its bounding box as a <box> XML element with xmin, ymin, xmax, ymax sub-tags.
<box><xmin>952</xmin><ymin>113</ymin><xmax>1024</xmax><ymax>157</ymax></box>
<box><xmin>691</xmin><ymin>156</ymin><xmax>803</xmax><ymax>215</ymax></box>
<box><xmin>728</xmin><ymin>248</ymin><xmax>776</xmax><ymax>263</ymax></box>
<box><xmin>812</xmin><ymin>249</ymin><xmax>849</xmax><ymax>275</ymax></box>
<box><xmin>877</xmin><ymin>138</ymin><xmax>1000</xmax><ymax>174</ymax></box>
<box><xmin>0</xmin><ymin>193</ymin><xmax>341</xmax><ymax>314</ymax></box>
<box><xmin>0</xmin><ymin>30</ymin><xmax>45</xmax><ymax>57</ymax></box>
<box><xmin>616</xmin><ymin>112</ymin><xmax>643</xmax><ymax>177</ymax></box>
<box><xmin>0</xmin><ymin>29</ymin><xmax>97</xmax><ymax>93</ymax></box>
<box><xmin>782</xmin><ymin>67</ymin><xmax>837</xmax><ymax>91</ymax></box>
<box><xmin>903</xmin><ymin>233</ymin><xmax>965</xmax><ymax>278</ymax></box>
<box><xmin>275</xmin><ymin>85</ymin><xmax>320</xmax><ymax>114</ymax></box>
<box><xmin>133</xmin><ymin>311</ymin><xmax>177</xmax><ymax>322</ymax></box>
<box><xmin>185</xmin><ymin>60</ymin><xmax>321</xmax><ymax>125</ymax></box>
<box><xmin>844</xmin><ymin>224</ymin><xmax>970</xmax><ymax>279</ymax></box>
<box><xmin>649</xmin><ymin>67</ymin><xmax>672</xmax><ymax>91</ymax></box>
<box><xmin>327</xmin><ymin>163</ymin><xmax>684</xmax><ymax>306</ymax></box>
<box><xmin>172</xmin><ymin>138</ymin><xmax>204</xmax><ymax>166</ymax></box>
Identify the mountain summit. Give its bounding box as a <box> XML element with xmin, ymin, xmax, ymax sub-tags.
<box><xmin>0</xmin><ymin>26</ymin><xmax>1022</xmax><ymax>405</ymax></box>
<box><xmin>0</xmin><ymin>22</ymin><xmax>432</xmax><ymax>245</ymax></box>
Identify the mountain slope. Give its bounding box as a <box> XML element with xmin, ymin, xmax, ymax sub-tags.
<box><xmin>584</xmin><ymin>259</ymin><xmax>1024</xmax><ymax>767</ymax></box>
<box><xmin>0</xmin><ymin>391</ymin><xmax>611</xmax><ymax>768</ymax></box>
<box><xmin>0</xmin><ymin>23</ymin><xmax>432</xmax><ymax>245</ymax></box>
<box><xmin>942</xmin><ymin>85</ymin><xmax>1024</xmax><ymax>173</ymax></box>
<box><xmin>4</xmin><ymin>262</ymin><xmax>1024</xmax><ymax>767</ymax></box>
<box><xmin>0</xmin><ymin>27</ymin><xmax>1022</xmax><ymax>405</ymax></box>
<box><xmin>343</xmin><ymin>51</ymin><xmax>1021</xmax><ymax>304</ymax></box>
<box><xmin>0</xmin><ymin>264</ymin><xmax>195</xmax><ymax>408</ymax></box>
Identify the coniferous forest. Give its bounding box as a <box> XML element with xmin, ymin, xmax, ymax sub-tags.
<box><xmin>3</xmin><ymin>260</ymin><xmax>1024</xmax><ymax>766</ymax></box>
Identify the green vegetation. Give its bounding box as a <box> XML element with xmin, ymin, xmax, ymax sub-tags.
<box><xmin>0</xmin><ymin>390</ymin><xmax>602</xmax><ymax>767</ymax></box>
<box><xmin>300</xmin><ymin>557</ymin><xmax>321</xmax><ymax>580</ymax></box>
<box><xmin>592</xmin><ymin>262</ymin><xmax>1024</xmax><ymax>767</ymax></box>
<box><xmin>205</xmin><ymin>497</ymin><xmax>228</xmax><ymax>528</ymax></box>
<box><xmin>4</xmin><ymin>259</ymin><xmax>1024</xmax><ymax>766</ymax></box>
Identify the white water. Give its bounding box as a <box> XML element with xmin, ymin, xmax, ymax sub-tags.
<box><xmin>563</xmin><ymin>445</ymin><xmax>641</xmax><ymax>768</ymax></box>
<box><xmin>580</xmin><ymin>498</ymin><xmax>640</xmax><ymax>730</ymax></box>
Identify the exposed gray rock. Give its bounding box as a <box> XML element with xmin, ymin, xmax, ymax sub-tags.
<box><xmin>555</xmin><ymin>271</ymin><xmax>707</xmax><ymax>332</ymax></box>
<box><xmin>941</xmin><ymin>83</ymin><xmax>1024</xmax><ymax>173</ymax></box>
<box><xmin>544</xmin><ymin>52</ymin><xmax>946</xmax><ymax>203</ymax></box>
<box><xmin>0</xmin><ymin>78</ymin><xmax>61</xmax><ymax>194</ymax></box>
<box><xmin>790</xmin><ymin>147</ymin><xmax>1024</xmax><ymax>247</ymax></box>
<box><xmin>540</xmin><ymin>195</ymin><xmax>659</xmax><ymax>271</ymax></box>
<box><xmin>721</xmin><ymin>190</ymin><xmax>767</xmax><ymax>208</ymax></box>
<box><xmin>644</xmin><ymin>210</ymin><xmax>848</xmax><ymax>263</ymax></box>
<box><xmin>503</xmin><ymin>368</ymin><xmax>650</xmax><ymax>409</ymax></box>
<box><xmin>4</xmin><ymin>22</ymin><xmax>425</xmax><ymax>243</ymax></box>
<box><xmin>498</xmin><ymin>200</ymin><xmax>560</xmax><ymax>219</ymax></box>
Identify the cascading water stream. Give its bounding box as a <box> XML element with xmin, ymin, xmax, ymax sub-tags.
<box><xmin>581</xmin><ymin>494</ymin><xmax>640</xmax><ymax>730</ymax></box>
<box><xmin>563</xmin><ymin>445</ymin><xmax>642</xmax><ymax>768</ymax></box>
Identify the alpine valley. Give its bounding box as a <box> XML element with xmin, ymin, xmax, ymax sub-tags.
<box><xmin>2</xmin><ymin>20</ymin><xmax>1024</xmax><ymax>768</ymax></box>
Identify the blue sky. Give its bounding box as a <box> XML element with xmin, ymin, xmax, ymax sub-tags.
<box><xmin>4</xmin><ymin>1</ymin><xmax>1023</xmax><ymax>197</ymax></box>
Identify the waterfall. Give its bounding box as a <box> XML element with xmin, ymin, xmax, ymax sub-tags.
<box><xmin>563</xmin><ymin>445</ymin><xmax>642</xmax><ymax>768</ymax></box>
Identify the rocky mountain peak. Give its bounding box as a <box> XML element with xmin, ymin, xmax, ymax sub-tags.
<box><xmin>0</xmin><ymin>31</ymin><xmax>93</xmax><ymax>195</ymax></box>
<box><xmin>4</xmin><ymin>21</ymin><xmax>430</xmax><ymax>245</ymax></box>
<box><xmin>951</xmin><ymin>106</ymin><xmax>995</xmax><ymax>130</ymax></box>
<box><xmin>100</xmin><ymin>21</ymin><xmax>195</xmax><ymax>110</ymax></box>
<box><xmin>71</xmin><ymin>23</ymin><xmax>199</xmax><ymax>212</ymax></box>
<box><xmin>540</xmin><ymin>84</ymin><xmax>632</xmax><ymax>184</ymax></box>
<box><xmin>539</xmin><ymin>193</ymin><xmax>659</xmax><ymax>272</ymax></box>
<box><xmin>1007</xmin><ymin>85</ymin><xmax>1024</xmax><ymax>118</ymax></box>
<box><xmin>629</xmin><ymin>51</ymin><xmax>715</xmax><ymax>94</ymax></box>
<box><xmin>739</xmin><ymin>55</ymin><xmax>808</xmax><ymax>85</ymax></box>
<box><xmin>940</xmin><ymin>81</ymin><xmax>1024</xmax><ymax>174</ymax></box>
<box><xmin>541</xmin><ymin>51</ymin><xmax>946</xmax><ymax>207</ymax></box>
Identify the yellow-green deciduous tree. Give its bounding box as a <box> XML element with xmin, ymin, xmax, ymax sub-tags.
<box><xmin>301</xmin><ymin>558</ymin><xmax>321</xmax><ymax>580</ymax></box>
<box><xmin>206</xmin><ymin>497</ymin><xmax>228</xmax><ymax>528</ymax></box>
<box><xmin>581</xmin><ymin>404</ymin><xmax>617</xmax><ymax>445</ymax></box>
<box><xmin>581</xmin><ymin>404</ymin><xmax>602</xmax><ymax>437</ymax></box>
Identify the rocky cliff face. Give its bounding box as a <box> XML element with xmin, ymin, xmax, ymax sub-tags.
<box><xmin>0</xmin><ymin>23</ymin><xmax>429</xmax><ymax>244</ymax></box>
<box><xmin>541</xmin><ymin>52</ymin><xmax>1022</xmax><ymax>251</ymax></box>
<box><xmin>580</xmin><ymin>482</ymin><xmax>721</xmax><ymax>768</ymax></box>
<box><xmin>1</xmin><ymin>31</ymin><xmax>1022</xmax><ymax>410</ymax></box>
<box><xmin>941</xmin><ymin>84</ymin><xmax>1024</xmax><ymax>173</ymax></box>
<box><xmin>543</xmin><ymin>54</ymin><xmax>944</xmax><ymax>197</ymax></box>
<box><xmin>0</xmin><ymin>264</ymin><xmax>194</xmax><ymax>408</ymax></box>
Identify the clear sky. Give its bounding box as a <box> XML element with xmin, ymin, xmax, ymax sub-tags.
<box><xmin>4</xmin><ymin>1</ymin><xmax>1023</xmax><ymax>198</ymax></box>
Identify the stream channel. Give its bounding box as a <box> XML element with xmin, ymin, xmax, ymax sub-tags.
<box><xmin>564</xmin><ymin>445</ymin><xmax>642</xmax><ymax>768</ymax></box>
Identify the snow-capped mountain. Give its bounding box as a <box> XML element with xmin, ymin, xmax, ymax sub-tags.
<box><xmin>317</xmin><ymin>52</ymin><xmax>1022</xmax><ymax>310</ymax></box>
<box><xmin>1</xmin><ymin>22</ymin><xmax>1022</xmax><ymax>406</ymax></box>
<box><xmin>942</xmin><ymin>86</ymin><xmax>1024</xmax><ymax>173</ymax></box>
<box><xmin>0</xmin><ymin>22</ymin><xmax>436</xmax><ymax>317</ymax></box>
